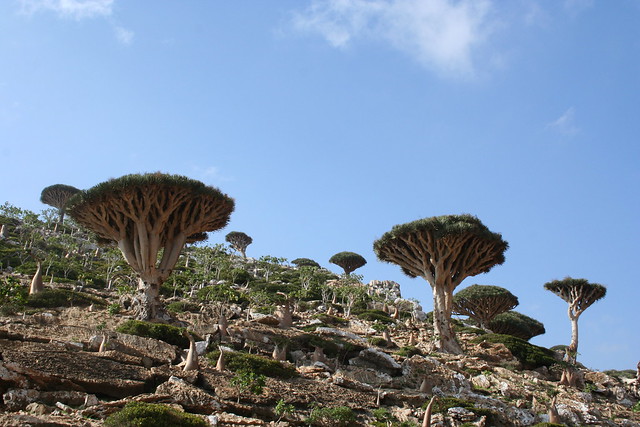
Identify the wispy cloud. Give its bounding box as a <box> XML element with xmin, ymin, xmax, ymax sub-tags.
<box><xmin>114</xmin><ymin>26</ymin><xmax>134</xmax><ymax>45</ymax></box>
<box><xmin>191</xmin><ymin>166</ymin><xmax>233</xmax><ymax>184</ymax></box>
<box><xmin>19</xmin><ymin>0</ymin><xmax>114</xmax><ymax>20</ymax></box>
<box><xmin>546</xmin><ymin>107</ymin><xmax>579</xmax><ymax>136</ymax></box>
<box><xmin>291</xmin><ymin>0</ymin><xmax>495</xmax><ymax>77</ymax></box>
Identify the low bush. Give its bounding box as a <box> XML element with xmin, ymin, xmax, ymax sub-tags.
<box><xmin>205</xmin><ymin>351</ymin><xmax>297</xmax><ymax>379</ymax></box>
<box><xmin>116</xmin><ymin>319</ymin><xmax>190</xmax><ymax>348</ymax></box>
<box><xmin>167</xmin><ymin>300</ymin><xmax>200</xmax><ymax>313</ymax></box>
<box><xmin>26</xmin><ymin>289</ymin><xmax>106</xmax><ymax>308</ymax></box>
<box><xmin>395</xmin><ymin>346</ymin><xmax>422</xmax><ymax>357</ymax></box>
<box><xmin>104</xmin><ymin>401</ymin><xmax>207</xmax><ymax>427</ymax></box>
<box><xmin>471</xmin><ymin>334</ymin><xmax>557</xmax><ymax>370</ymax></box>
<box><xmin>308</xmin><ymin>405</ymin><xmax>356</xmax><ymax>426</ymax></box>
<box><xmin>357</xmin><ymin>310</ymin><xmax>393</xmax><ymax>324</ymax></box>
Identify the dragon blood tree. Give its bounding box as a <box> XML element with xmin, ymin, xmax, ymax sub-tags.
<box><xmin>225</xmin><ymin>231</ymin><xmax>253</xmax><ymax>259</ymax></box>
<box><xmin>544</xmin><ymin>277</ymin><xmax>606</xmax><ymax>361</ymax></box>
<box><xmin>452</xmin><ymin>284</ymin><xmax>519</xmax><ymax>331</ymax></box>
<box><xmin>373</xmin><ymin>214</ymin><xmax>508</xmax><ymax>354</ymax></box>
<box><xmin>40</xmin><ymin>184</ymin><xmax>80</xmax><ymax>229</ymax></box>
<box><xmin>67</xmin><ymin>173</ymin><xmax>234</xmax><ymax>320</ymax></box>
<box><xmin>488</xmin><ymin>310</ymin><xmax>545</xmax><ymax>341</ymax></box>
<box><xmin>329</xmin><ymin>251</ymin><xmax>367</xmax><ymax>276</ymax></box>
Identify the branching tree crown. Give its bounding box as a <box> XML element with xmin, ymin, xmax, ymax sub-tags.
<box><xmin>373</xmin><ymin>214</ymin><xmax>508</xmax><ymax>354</ymax></box>
<box><xmin>488</xmin><ymin>310</ymin><xmax>545</xmax><ymax>341</ymax></box>
<box><xmin>225</xmin><ymin>231</ymin><xmax>253</xmax><ymax>259</ymax></box>
<box><xmin>329</xmin><ymin>251</ymin><xmax>366</xmax><ymax>275</ymax></box>
<box><xmin>40</xmin><ymin>184</ymin><xmax>80</xmax><ymax>226</ymax></box>
<box><xmin>67</xmin><ymin>172</ymin><xmax>234</xmax><ymax>320</ymax></box>
<box><xmin>544</xmin><ymin>277</ymin><xmax>606</xmax><ymax>360</ymax></box>
<box><xmin>291</xmin><ymin>258</ymin><xmax>321</xmax><ymax>268</ymax></box>
<box><xmin>452</xmin><ymin>284</ymin><xmax>519</xmax><ymax>330</ymax></box>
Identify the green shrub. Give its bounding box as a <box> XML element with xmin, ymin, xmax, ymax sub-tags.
<box><xmin>103</xmin><ymin>401</ymin><xmax>207</xmax><ymax>427</ymax></box>
<box><xmin>313</xmin><ymin>313</ymin><xmax>348</xmax><ymax>326</ymax></box>
<box><xmin>0</xmin><ymin>276</ymin><xmax>28</xmax><ymax>308</ymax></box>
<box><xmin>166</xmin><ymin>300</ymin><xmax>200</xmax><ymax>313</ymax></box>
<box><xmin>107</xmin><ymin>303</ymin><xmax>121</xmax><ymax>315</ymax></box>
<box><xmin>205</xmin><ymin>351</ymin><xmax>297</xmax><ymax>379</ymax></box>
<box><xmin>396</xmin><ymin>346</ymin><xmax>422</xmax><ymax>357</ymax></box>
<box><xmin>471</xmin><ymin>334</ymin><xmax>557</xmax><ymax>370</ymax></box>
<box><xmin>633</xmin><ymin>401</ymin><xmax>640</xmax><ymax>412</ymax></box>
<box><xmin>358</xmin><ymin>310</ymin><xmax>393</xmax><ymax>324</ymax></box>
<box><xmin>26</xmin><ymin>289</ymin><xmax>106</xmax><ymax>308</ymax></box>
<box><xmin>230</xmin><ymin>369</ymin><xmax>266</xmax><ymax>402</ymax></box>
<box><xmin>308</xmin><ymin>405</ymin><xmax>356</xmax><ymax>426</ymax></box>
<box><xmin>116</xmin><ymin>320</ymin><xmax>190</xmax><ymax>347</ymax></box>
<box><xmin>531</xmin><ymin>424</ymin><xmax>565</xmax><ymax>427</ymax></box>
<box><xmin>369</xmin><ymin>337</ymin><xmax>388</xmax><ymax>347</ymax></box>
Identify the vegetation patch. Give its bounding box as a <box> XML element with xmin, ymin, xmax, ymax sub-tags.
<box><xmin>357</xmin><ymin>310</ymin><xmax>393</xmax><ymax>324</ymax></box>
<box><xmin>205</xmin><ymin>351</ymin><xmax>297</xmax><ymax>379</ymax></box>
<box><xmin>104</xmin><ymin>401</ymin><xmax>207</xmax><ymax>427</ymax></box>
<box><xmin>167</xmin><ymin>300</ymin><xmax>201</xmax><ymax>313</ymax></box>
<box><xmin>116</xmin><ymin>319</ymin><xmax>191</xmax><ymax>348</ymax></box>
<box><xmin>471</xmin><ymin>333</ymin><xmax>557</xmax><ymax>370</ymax></box>
<box><xmin>395</xmin><ymin>345</ymin><xmax>422</xmax><ymax>357</ymax></box>
<box><xmin>26</xmin><ymin>288</ymin><xmax>106</xmax><ymax>308</ymax></box>
<box><xmin>308</xmin><ymin>405</ymin><xmax>357</xmax><ymax>427</ymax></box>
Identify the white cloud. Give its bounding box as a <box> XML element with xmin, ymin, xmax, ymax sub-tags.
<box><xmin>191</xmin><ymin>166</ymin><xmax>233</xmax><ymax>184</ymax></box>
<box><xmin>19</xmin><ymin>0</ymin><xmax>114</xmax><ymax>20</ymax></box>
<box><xmin>546</xmin><ymin>107</ymin><xmax>579</xmax><ymax>136</ymax></box>
<box><xmin>291</xmin><ymin>0</ymin><xmax>494</xmax><ymax>77</ymax></box>
<box><xmin>114</xmin><ymin>26</ymin><xmax>134</xmax><ymax>45</ymax></box>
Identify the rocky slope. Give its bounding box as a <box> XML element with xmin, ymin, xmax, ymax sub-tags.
<box><xmin>1</xmin><ymin>280</ymin><xmax>639</xmax><ymax>426</ymax></box>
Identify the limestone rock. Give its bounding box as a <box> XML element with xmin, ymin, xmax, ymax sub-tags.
<box><xmin>349</xmin><ymin>347</ymin><xmax>402</xmax><ymax>375</ymax></box>
<box><xmin>155</xmin><ymin>376</ymin><xmax>221</xmax><ymax>414</ymax></box>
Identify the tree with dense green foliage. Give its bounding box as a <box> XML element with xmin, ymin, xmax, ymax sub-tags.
<box><xmin>329</xmin><ymin>251</ymin><xmax>366</xmax><ymax>276</ymax></box>
<box><xmin>488</xmin><ymin>310</ymin><xmax>545</xmax><ymax>341</ymax></box>
<box><xmin>373</xmin><ymin>214</ymin><xmax>508</xmax><ymax>354</ymax></box>
<box><xmin>452</xmin><ymin>284</ymin><xmax>519</xmax><ymax>330</ymax></box>
<box><xmin>67</xmin><ymin>173</ymin><xmax>234</xmax><ymax>320</ymax></box>
<box><xmin>225</xmin><ymin>231</ymin><xmax>252</xmax><ymax>259</ymax></box>
<box><xmin>40</xmin><ymin>184</ymin><xmax>80</xmax><ymax>229</ymax></box>
<box><xmin>544</xmin><ymin>277</ymin><xmax>606</xmax><ymax>362</ymax></box>
<box><xmin>291</xmin><ymin>257</ymin><xmax>321</xmax><ymax>268</ymax></box>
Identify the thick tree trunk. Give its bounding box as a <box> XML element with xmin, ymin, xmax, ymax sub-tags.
<box><xmin>30</xmin><ymin>262</ymin><xmax>44</xmax><ymax>295</ymax></box>
<box><xmin>135</xmin><ymin>278</ymin><xmax>169</xmax><ymax>321</ymax></box>
<box><xmin>432</xmin><ymin>285</ymin><xmax>462</xmax><ymax>354</ymax></box>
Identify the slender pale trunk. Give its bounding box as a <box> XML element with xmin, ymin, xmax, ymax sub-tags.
<box><xmin>432</xmin><ymin>285</ymin><xmax>462</xmax><ymax>354</ymax></box>
<box><xmin>183</xmin><ymin>332</ymin><xmax>199</xmax><ymax>371</ymax></box>
<box><xmin>30</xmin><ymin>262</ymin><xmax>44</xmax><ymax>295</ymax></box>
<box><xmin>569</xmin><ymin>305</ymin><xmax>580</xmax><ymax>357</ymax></box>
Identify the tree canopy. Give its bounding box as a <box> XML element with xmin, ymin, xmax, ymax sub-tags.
<box><xmin>40</xmin><ymin>184</ymin><xmax>80</xmax><ymax>226</ymax></box>
<box><xmin>452</xmin><ymin>284</ymin><xmax>519</xmax><ymax>330</ymax></box>
<box><xmin>291</xmin><ymin>258</ymin><xmax>321</xmax><ymax>268</ymax></box>
<box><xmin>67</xmin><ymin>172</ymin><xmax>234</xmax><ymax>320</ymax></box>
<box><xmin>225</xmin><ymin>231</ymin><xmax>253</xmax><ymax>259</ymax></box>
<box><xmin>488</xmin><ymin>311</ymin><xmax>545</xmax><ymax>341</ymax></box>
<box><xmin>329</xmin><ymin>251</ymin><xmax>367</xmax><ymax>275</ymax></box>
<box><xmin>373</xmin><ymin>214</ymin><xmax>508</xmax><ymax>354</ymax></box>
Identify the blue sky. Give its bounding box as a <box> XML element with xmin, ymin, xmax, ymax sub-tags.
<box><xmin>1</xmin><ymin>0</ymin><xmax>638</xmax><ymax>371</ymax></box>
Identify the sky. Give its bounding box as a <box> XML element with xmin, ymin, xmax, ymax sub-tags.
<box><xmin>1</xmin><ymin>0</ymin><xmax>638</xmax><ymax>372</ymax></box>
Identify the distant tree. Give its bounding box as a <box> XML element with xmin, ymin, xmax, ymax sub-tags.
<box><xmin>544</xmin><ymin>277</ymin><xmax>606</xmax><ymax>362</ymax></box>
<box><xmin>40</xmin><ymin>184</ymin><xmax>80</xmax><ymax>229</ymax></box>
<box><xmin>67</xmin><ymin>173</ymin><xmax>234</xmax><ymax>320</ymax></box>
<box><xmin>373</xmin><ymin>214</ymin><xmax>508</xmax><ymax>354</ymax></box>
<box><xmin>225</xmin><ymin>231</ymin><xmax>252</xmax><ymax>259</ymax></box>
<box><xmin>291</xmin><ymin>258</ymin><xmax>321</xmax><ymax>268</ymax></box>
<box><xmin>329</xmin><ymin>251</ymin><xmax>366</xmax><ymax>276</ymax></box>
<box><xmin>488</xmin><ymin>311</ymin><xmax>545</xmax><ymax>341</ymax></box>
<box><xmin>452</xmin><ymin>284</ymin><xmax>519</xmax><ymax>330</ymax></box>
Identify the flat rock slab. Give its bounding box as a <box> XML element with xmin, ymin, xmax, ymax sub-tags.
<box><xmin>1</xmin><ymin>340</ymin><xmax>150</xmax><ymax>398</ymax></box>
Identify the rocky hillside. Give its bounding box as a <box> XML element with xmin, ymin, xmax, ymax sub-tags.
<box><xmin>1</xmin><ymin>277</ymin><xmax>639</xmax><ymax>426</ymax></box>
